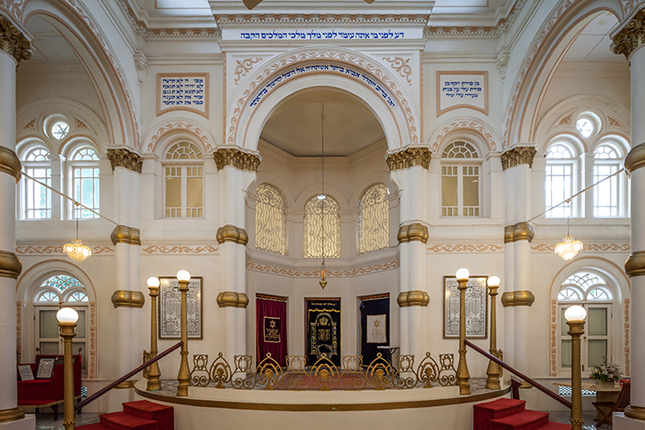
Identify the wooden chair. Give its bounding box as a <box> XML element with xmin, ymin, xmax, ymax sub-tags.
<box><xmin>592</xmin><ymin>381</ymin><xmax>630</xmax><ymax>427</ymax></box>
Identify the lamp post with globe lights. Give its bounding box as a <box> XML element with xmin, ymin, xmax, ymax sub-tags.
<box><xmin>456</xmin><ymin>267</ymin><xmax>471</xmax><ymax>395</ymax></box>
<box><xmin>57</xmin><ymin>308</ymin><xmax>79</xmax><ymax>430</ymax></box>
<box><xmin>486</xmin><ymin>275</ymin><xmax>501</xmax><ymax>389</ymax></box>
<box><xmin>146</xmin><ymin>277</ymin><xmax>161</xmax><ymax>391</ymax></box>
<box><xmin>565</xmin><ymin>305</ymin><xmax>587</xmax><ymax>430</ymax></box>
<box><xmin>176</xmin><ymin>270</ymin><xmax>191</xmax><ymax>396</ymax></box>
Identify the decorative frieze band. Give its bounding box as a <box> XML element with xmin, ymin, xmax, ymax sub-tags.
<box><xmin>501</xmin><ymin>290</ymin><xmax>535</xmax><ymax>307</ymax></box>
<box><xmin>397</xmin><ymin>290</ymin><xmax>429</xmax><ymax>307</ymax></box>
<box><xmin>111</xmin><ymin>290</ymin><xmax>145</xmax><ymax>308</ymax></box>
<box><xmin>612</xmin><ymin>8</ymin><xmax>645</xmax><ymax>60</ymax></box>
<box><xmin>213</xmin><ymin>147</ymin><xmax>261</xmax><ymax>171</ymax></box>
<box><xmin>386</xmin><ymin>147</ymin><xmax>431</xmax><ymax>171</ymax></box>
<box><xmin>0</xmin><ymin>146</ymin><xmax>21</xmax><ymax>182</ymax></box>
<box><xmin>624</xmin><ymin>142</ymin><xmax>645</xmax><ymax>174</ymax></box>
<box><xmin>0</xmin><ymin>250</ymin><xmax>22</xmax><ymax>279</ymax></box>
<box><xmin>110</xmin><ymin>225</ymin><xmax>141</xmax><ymax>246</ymax></box>
<box><xmin>107</xmin><ymin>148</ymin><xmax>143</xmax><ymax>173</ymax></box>
<box><xmin>500</xmin><ymin>146</ymin><xmax>537</xmax><ymax>170</ymax></box>
<box><xmin>0</xmin><ymin>15</ymin><xmax>31</xmax><ymax>65</ymax></box>
<box><xmin>397</xmin><ymin>223</ymin><xmax>429</xmax><ymax>244</ymax></box>
<box><xmin>625</xmin><ymin>250</ymin><xmax>645</xmax><ymax>278</ymax></box>
<box><xmin>216</xmin><ymin>225</ymin><xmax>248</xmax><ymax>245</ymax></box>
<box><xmin>217</xmin><ymin>291</ymin><xmax>249</xmax><ymax>308</ymax></box>
<box><xmin>504</xmin><ymin>222</ymin><xmax>534</xmax><ymax>243</ymax></box>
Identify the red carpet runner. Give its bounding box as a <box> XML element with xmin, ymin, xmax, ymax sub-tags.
<box><xmin>77</xmin><ymin>400</ymin><xmax>174</xmax><ymax>430</ymax></box>
<box><xmin>474</xmin><ymin>398</ymin><xmax>571</xmax><ymax>430</ymax></box>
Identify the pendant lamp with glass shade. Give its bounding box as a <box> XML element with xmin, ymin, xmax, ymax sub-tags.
<box><xmin>64</xmin><ymin>203</ymin><xmax>92</xmax><ymax>263</ymax></box>
<box><xmin>554</xmin><ymin>214</ymin><xmax>583</xmax><ymax>261</ymax></box>
<box><xmin>319</xmin><ymin>103</ymin><xmax>327</xmax><ymax>289</ymax></box>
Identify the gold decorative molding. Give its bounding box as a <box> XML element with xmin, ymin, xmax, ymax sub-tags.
<box><xmin>625</xmin><ymin>142</ymin><xmax>645</xmax><ymax>174</ymax></box>
<box><xmin>0</xmin><ymin>14</ymin><xmax>31</xmax><ymax>65</ymax></box>
<box><xmin>246</xmin><ymin>260</ymin><xmax>399</xmax><ymax>278</ymax></box>
<box><xmin>531</xmin><ymin>243</ymin><xmax>630</xmax><ymax>252</ymax></box>
<box><xmin>500</xmin><ymin>146</ymin><xmax>537</xmax><ymax>170</ymax></box>
<box><xmin>216</xmin><ymin>291</ymin><xmax>249</xmax><ymax>308</ymax></box>
<box><xmin>216</xmin><ymin>225</ymin><xmax>248</xmax><ymax>245</ymax></box>
<box><xmin>625</xmin><ymin>250</ymin><xmax>645</xmax><ymax>277</ymax></box>
<box><xmin>142</xmin><ymin>245</ymin><xmax>219</xmax><ymax>254</ymax></box>
<box><xmin>111</xmin><ymin>290</ymin><xmax>145</xmax><ymax>308</ymax></box>
<box><xmin>504</xmin><ymin>225</ymin><xmax>514</xmax><ymax>243</ymax></box>
<box><xmin>16</xmin><ymin>245</ymin><xmax>113</xmax><ymax>254</ymax></box>
<box><xmin>501</xmin><ymin>290</ymin><xmax>535</xmax><ymax>307</ymax></box>
<box><xmin>0</xmin><ymin>250</ymin><xmax>22</xmax><ymax>279</ymax></box>
<box><xmin>110</xmin><ymin>225</ymin><xmax>141</xmax><ymax>246</ymax></box>
<box><xmin>397</xmin><ymin>290</ymin><xmax>429</xmax><ymax>307</ymax></box>
<box><xmin>213</xmin><ymin>147</ymin><xmax>260</xmax><ymax>171</ymax></box>
<box><xmin>0</xmin><ymin>406</ymin><xmax>25</xmax><ymax>423</ymax></box>
<box><xmin>107</xmin><ymin>148</ymin><xmax>143</xmax><ymax>173</ymax></box>
<box><xmin>625</xmin><ymin>405</ymin><xmax>645</xmax><ymax>421</ymax></box>
<box><xmin>427</xmin><ymin>244</ymin><xmax>503</xmax><ymax>252</ymax></box>
<box><xmin>0</xmin><ymin>146</ymin><xmax>21</xmax><ymax>182</ymax></box>
<box><xmin>397</xmin><ymin>223</ymin><xmax>429</xmax><ymax>244</ymax></box>
<box><xmin>386</xmin><ymin>147</ymin><xmax>431</xmax><ymax>170</ymax></box>
<box><xmin>612</xmin><ymin>8</ymin><xmax>645</xmax><ymax>60</ymax></box>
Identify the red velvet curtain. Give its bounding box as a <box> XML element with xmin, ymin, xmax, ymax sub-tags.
<box><xmin>256</xmin><ymin>296</ymin><xmax>287</xmax><ymax>367</ymax></box>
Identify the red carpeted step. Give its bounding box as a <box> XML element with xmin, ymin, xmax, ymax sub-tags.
<box><xmin>536</xmin><ymin>422</ymin><xmax>572</xmax><ymax>430</ymax></box>
<box><xmin>76</xmin><ymin>424</ymin><xmax>110</xmax><ymax>430</ymax></box>
<box><xmin>99</xmin><ymin>411</ymin><xmax>158</xmax><ymax>430</ymax></box>
<box><xmin>123</xmin><ymin>400</ymin><xmax>174</xmax><ymax>430</ymax></box>
<box><xmin>474</xmin><ymin>398</ymin><xmax>527</xmax><ymax>430</ymax></box>
<box><xmin>490</xmin><ymin>409</ymin><xmax>549</xmax><ymax>430</ymax></box>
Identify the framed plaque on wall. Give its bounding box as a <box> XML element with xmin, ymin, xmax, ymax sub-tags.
<box><xmin>443</xmin><ymin>275</ymin><xmax>488</xmax><ymax>339</ymax></box>
<box><xmin>158</xmin><ymin>276</ymin><xmax>203</xmax><ymax>339</ymax></box>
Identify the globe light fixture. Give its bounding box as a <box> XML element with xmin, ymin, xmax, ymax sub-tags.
<box><xmin>456</xmin><ymin>267</ymin><xmax>470</xmax><ymax>281</ymax></box>
<box><xmin>177</xmin><ymin>269</ymin><xmax>191</xmax><ymax>282</ymax></box>
<box><xmin>56</xmin><ymin>307</ymin><xmax>79</xmax><ymax>324</ymax></box>
<box><xmin>487</xmin><ymin>276</ymin><xmax>500</xmax><ymax>287</ymax></box>
<box><xmin>565</xmin><ymin>304</ymin><xmax>587</xmax><ymax>322</ymax></box>
<box><xmin>147</xmin><ymin>276</ymin><xmax>160</xmax><ymax>289</ymax></box>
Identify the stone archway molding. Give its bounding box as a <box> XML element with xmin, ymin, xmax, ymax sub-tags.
<box><xmin>145</xmin><ymin>117</ymin><xmax>215</xmax><ymax>154</ymax></box>
<box><xmin>429</xmin><ymin>116</ymin><xmax>499</xmax><ymax>153</ymax></box>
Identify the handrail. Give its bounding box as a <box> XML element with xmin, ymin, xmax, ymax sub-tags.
<box><xmin>464</xmin><ymin>340</ymin><xmax>572</xmax><ymax>409</ymax></box>
<box><xmin>75</xmin><ymin>341</ymin><xmax>182</xmax><ymax>411</ymax></box>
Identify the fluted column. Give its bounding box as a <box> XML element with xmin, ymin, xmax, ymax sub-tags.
<box><xmin>501</xmin><ymin>146</ymin><xmax>537</xmax><ymax>375</ymax></box>
<box><xmin>388</xmin><ymin>146</ymin><xmax>431</xmax><ymax>359</ymax></box>
<box><xmin>612</xmin><ymin>8</ymin><xmax>645</xmax><ymax>426</ymax></box>
<box><xmin>214</xmin><ymin>147</ymin><xmax>259</xmax><ymax>359</ymax></box>
<box><xmin>0</xmin><ymin>14</ymin><xmax>31</xmax><ymax>428</ymax></box>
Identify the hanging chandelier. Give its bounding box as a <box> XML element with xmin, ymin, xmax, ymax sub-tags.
<box><xmin>319</xmin><ymin>103</ymin><xmax>327</xmax><ymax>290</ymax></box>
<box><xmin>554</xmin><ymin>216</ymin><xmax>583</xmax><ymax>261</ymax></box>
<box><xmin>64</xmin><ymin>204</ymin><xmax>92</xmax><ymax>263</ymax></box>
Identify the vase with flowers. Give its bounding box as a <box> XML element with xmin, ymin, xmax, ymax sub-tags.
<box><xmin>589</xmin><ymin>361</ymin><xmax>621</xmax><ymax>387</ymax></box>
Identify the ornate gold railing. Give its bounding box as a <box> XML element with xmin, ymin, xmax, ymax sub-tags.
<box><xmin>186</xmin><ymin>351</ymin><xmax>456</xmax><ymax>391</ymax></box>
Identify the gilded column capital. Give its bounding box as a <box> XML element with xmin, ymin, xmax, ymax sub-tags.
<box><xmin>0</xmin><ymin>15</ymin><xmax>31</xmax><ymax>65</ymax></box>
<box><xmin>0</xmin><ymin>146</ymin><xmax>21</xmax><ymax>182</ymax></box>
<box><xmin>612</xmin><ymin>8</ymin><xmax>645</xmax><ymax>60</ymax></box>
<box><xmin>397</xmin><ymin>223</ymin><xmax>429</xmax><ymax>244</ymax></box>
<box><xmin>625</xmin><ymin>250</ymin><xmax>645</xmax><ymax>278</ymax></box>
<box><xmin>213</xmin><ymin>147</ymin><xmax>261</xmax><ymax>171</ymax></box>
<box><xmin>216</xmin><ymin>224</ymin><xmax>248</xmax><ymax>245</ymax></box>
<box><xmin>508</xmin><ymin>222</ymin><xmax>534</xmax><ymax>243</ymax></box>
<box><xmin>107</xmin><ymin>148</ymin><xmax>143</xmax><ymax>173</ymax></box>
<box><xmin>111</xmin><ymin>290</ymin><xmax>145</xmax><ymax>308</ymax></box>
<box><xmin>110</xmin><ymin>225</ymin><xmax>141</xmax><ymax>246</ymax></box>
<box><xmin>217</xmin><ymin>291</ymin><xmax>249</xmax><ymax>308</ymax></box>
<box><xmin>397</xmin><ymin>290</ymin><xmax>429</xmax><ymax>307</ymax></box>
<box><xmin>0</xmin><ymin>406</ymin><xmax>25</xmax><ymax>423</ymax></box>
<box><xmin>501</xmin><ymin>290</ymin><xmax>535</xmax><ymax>307</ymax></box>
<box><xmin>386</xmin><ymin>146</ymin><xmax>431</xmax><ymax>171</ymax></box>
<box><xmin>501</xmin><ymin>146</ymin><xmax>537</xmax><ymax>170</ymax></box>
<box><xmin>624</xmin><ymin>142</ymin><xmax>645</xmax><ymax>174</ymax></box>
<box><xmin>0</xmin><ymin>250</ymin><xmax>22</xmax><ymax>279</ymax></box>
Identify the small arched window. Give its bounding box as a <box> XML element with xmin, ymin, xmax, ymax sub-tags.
<box><xmin>441</xmin><ymin>141</ymin><xmax>480</xmax><ymax>217</ymax></box>
<box><xmin>545</xmin><ymin>142</ymin><xmax>577</xmax><ymax>217</ymax></box>
<box><xmin>255</xmin><ymin>183</ymin><xmax>287</xmax><ymax>255</ymax></box>
<box><xmin>70</xmin><ymin>147</ymin><xmax>100</xmax><ymax>218</ymax></box>
<box><xmin>164</xmin><ymin>142</ymin><xmax>204</xmax><ymax>218</ymax></box>
<box><xmin>358</xmin><ymin>183</ymin><xmax>389</xmax><ymax>254</ymax></box>
<box><xmin>304</xmin><ymin>195</ymin><xmax>341</xmax><ymax>258</ymax></box>
<box><xmin>22</xmin><ymin>147</ymin><xmax>52</xmax><ymax>219</ymax></box>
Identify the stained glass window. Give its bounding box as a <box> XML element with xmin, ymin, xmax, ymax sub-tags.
<box><xmin>255</xmin><ymin>183</ymin><xmax>286</xmax><ymax>255</ymax></box>
<box><xmin>358</xmin><ymin>183</ymin><xmax>389</xmax><ymax>254</ymax></box>
<box><xmin>304</xmin><ymin>195</ymin><xmax>341</xmax><ymax>258</ymax></box>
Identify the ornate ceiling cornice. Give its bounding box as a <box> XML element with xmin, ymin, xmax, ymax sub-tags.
<box><xmin>612</xmin><ymin>7</ymin><xmax>645</xmax><ymax>60</ymax></box>
<box><xmin>214</xmin><ymin>13</ymin><xmax>429</xmax><ymax>28</ymax></box>
<box><xmin>386</xmin><ymin>146</ymin><xmax>431</xmax><ymax>170</ymax></box>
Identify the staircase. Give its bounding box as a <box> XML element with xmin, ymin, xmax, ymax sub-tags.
<box><xmin>474</xmin><ymin>398</ymin><xmax>572</xmax><ymax>430</ymax></box>
<box><xmin>77</xmin><ymin>400</ymin><xmax>174</xmax><ymax>430</ymax></box>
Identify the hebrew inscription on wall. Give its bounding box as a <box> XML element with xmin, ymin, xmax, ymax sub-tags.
<box><xmin>437</xmin><ymin>71</ymin><xmax>488</xmax><ymax>116</ymax></box>
<box><xmin>157</xmin><ymin>73</ymin><xmax>209</xmax><ymax>118</ymax></box>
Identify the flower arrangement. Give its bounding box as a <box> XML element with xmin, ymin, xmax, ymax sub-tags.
<box><xmin>589</xmin><ymin>361</ymin><xmax>621</xmax><ymax>383</ymax></box>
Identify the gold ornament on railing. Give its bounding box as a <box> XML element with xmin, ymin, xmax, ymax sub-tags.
<box><xmin>64</xmin><ymin>205</ymin><xmax>92</xmax><ymax>263</ymax></box>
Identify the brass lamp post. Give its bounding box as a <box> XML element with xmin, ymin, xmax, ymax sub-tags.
<box><xmin>565</xmin><ymin>305</ymin><xmax>587</xmax><ymax>430</ymax></box>
<box><xmin>57</xmin><ymin>307</ymin><xmax>79</xmax><ymax>430</ymax></box>
<box><xmin>146</xmin><ymin>277</ymin><xmax>161</xmax><ymax>391</ymax></box>
<box><xmin>456</xmin><ymin>267</ymin><xmax>471</xmax><ymax>395</ymax></box>
<box><xmin>486</xmin><ymin>275</ymin><xmax>501</xmax><ymax>389</ymax></box>
<box><xmin>176</xmin><ymin>269</ymin><xmax>191</xmax><ymax>396</ymax></box>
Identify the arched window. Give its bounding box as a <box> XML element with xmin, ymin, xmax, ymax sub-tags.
<box><xmin>164</xmin><ymin>142</ymin><xmax>203</xmax><ymax>218</ymax></box>
<box><xmin>441</xmin><ymin>141</ymin><xmax>480</xmax><ymax>217</ymax></box>
<box><xmin>358</xmin><ymin>183</ymin><xmax>389</xmax><ymax>254</ymax></box>
<box><xmin>593</xmin><ymin>143</ymin><xmax>624</xmax><ymax>217</ymax></box>
<box><xmin>557</xmin><ymin>270</ymin><xmax>614</xmax><ymax>373</ymax></box>
<box><xmin>255</xmin><ymin>183</ymin><xmax>287</xmax><ymax>255</ymax></box>
<box><xmin>545</xmin><ymin>142</ymin><xmax>577</xmax><ymax>217</ymax></box>
<box><xmin>304</xmin><ymin>195</ymin><xmax>341</xmax><ymax>258</ymax></box>
<box><xmin>21</xmin><ymin>147</ymin><xmax>52</xmax><ymax>219</ymax></box>
<box><xmin>70</xmin><ymin>147</ymin><xmax>100</xmax><ymax>218</ymax></box>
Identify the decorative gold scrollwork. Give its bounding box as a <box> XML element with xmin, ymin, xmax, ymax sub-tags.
<box><xmin>365</xmin><ymin>352</ymin><xmax>394</xmax><ymax>391</ymax></box>
<box><xmin>393</xmin><ymin>354</ymin><xmax>417</xmax><ymax>389</ymax></box>
<box><xmin>416</xmin><ymin>353</ymin><xmax>440</xmax><ymax>388</ymax></box>
<box><xmin>310</xmin><ymin>353</ymin><xmax>341</xmax><ymax>391</ymax></box>
<box><xmin>256</xmin><ymin>353</ymin><xmax>283</xmax><ymax>390</ymax></box>
<box><xmin>190</xmin><ymin>354</ymin><xmax>210</xmax><ymax>387</ymax></box>
<box><xmin>231</xmin><ymin>355</ymin><xmax>255</xmax><ymax>389</ymax></box>
<box><xmin>142</xmin><ymin>350</ymin><xmax>151</xmax><ymax>379</ymax></box>
<box><xmin>340</xmin><ymin>355</ymin><xmax>367</xmax><ymax>390</ymax></box>
<box><xmin>438</xmin><ymin>353</ymin><xmax>457</xmax><ymax>387</ymax></box>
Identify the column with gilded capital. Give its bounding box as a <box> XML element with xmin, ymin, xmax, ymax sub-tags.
<box><xmin>0</xmin><ymin>14</ymin><xmax>32</xmax><ymax>428</ymax></box>
<box><xmin>106</xmin><ymin>149</ymin><xmax>144</xmax><ymax>411</ymax></box>
<box><xmin>214</xmin><ymin>147</ymin><xmax>259</xmax><ymax>359</ymax></box>
<box><xmin>500</xmin><ymin>146</ymin><xmax>536</xmax><ymax>375</ymax></box>
<box><xmin>388</xmin><ymin>146</ymin><xmax>431</xmax><ymax>360</ymax></box>
<box><xmin>612</xmin><ymin>8</ymin><xmax>645</xmax><ymax>426</ymax></box>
